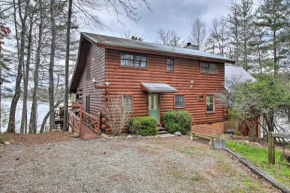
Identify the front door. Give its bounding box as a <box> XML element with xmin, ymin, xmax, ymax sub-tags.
<box><xmin>148</xmin><ymin>94</ymin><xmax>159</xmax><ymax>123</ymax></box>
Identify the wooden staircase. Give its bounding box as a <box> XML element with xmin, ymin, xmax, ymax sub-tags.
<box><xmin>158</xmin><ymin>126</ymin><xmax>168</xmax><ymax>134</ymax></box>
<box><xmin>81</xmin><ymin>124</ymin><xmax>98</xmax><ymax>139</ymax></box>
<box><xmin>68</xmin><ymin>103</ymin><xmax>101</xmax><ymax>140</ymax></box>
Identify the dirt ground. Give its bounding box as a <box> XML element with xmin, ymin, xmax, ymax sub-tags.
<box><xmin>0</xmin><ymin>134</ymin><xmax>280</xmax><ymax>193</ymax></box>
<box><xmin>0</xmin><ymin>131</ymin><xmax>73</xmax><ymax>145</ymax></box>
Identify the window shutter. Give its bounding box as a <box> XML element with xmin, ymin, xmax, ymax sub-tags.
<box><xmin>86</xmin><ymin>95</ymin><xmax>90</xmax><ymax>113</ymax></box>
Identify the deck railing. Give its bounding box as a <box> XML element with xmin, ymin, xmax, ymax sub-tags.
<box><xmin>82</xmin><ymin>111</ymin><xmax>101</xmax><ymax>134</ymax></box>
<box><xmin>68</xmin><ymin>103</ymin><xmax>101</xmax><ymax>135</ymax></box>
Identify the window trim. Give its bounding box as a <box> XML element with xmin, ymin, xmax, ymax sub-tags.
<box><xmin>200</xmin><ymin>62</ymin><xmax>218</xmax><ymax>74</ymax></box>
<box><xmin>166</xmin><ymin>58</ymin><xmax>174</xmax><ymax>73</ymax></box>
<box><xmin>174</xmin><ymin>94</ymin><xmax>186</xmax><ymax>109</ymax></box>
<box><xmin>123</xmin><ymin>95</ymin><xmax>133</xmax><ymax>112</ymax></box>
<box><xmin>198</xmin><ymin>95</ymin><xmax>204</xmax><ymax>101</ymax></box>
<box><xmin>206</xmin><ymin>95</ymin><xmax>215</xmax><ymax>113</ymax></box>
<box><xmin>120</xmin><ymin>52</ymin><xmax>148</xmax><ymax>69</ymax></box>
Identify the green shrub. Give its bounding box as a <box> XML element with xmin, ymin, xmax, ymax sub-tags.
<box><xmin>128</xmin><ymin>116</ymin><xmax>158</xmax><ymax>136</ymax></box>
<box><xmin>162</xmin><ymin>110</ymin><xmax>192</xmax><ymax>135</ymax></box>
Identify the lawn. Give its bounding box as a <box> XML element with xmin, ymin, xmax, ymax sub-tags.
<box><xmin>226</xmin><ymin>140</ymin><xmax>290</xmax><ymax>187</ymax></box>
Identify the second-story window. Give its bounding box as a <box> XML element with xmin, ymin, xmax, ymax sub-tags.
<box><xmin>201</xmin><ymin>62</ymin><xmax>217</xmax><ymax>74</ymax></box>
<box><xmin>167</xmin><ymin>58</ymin><xmax>174</xmax><ymax>72</ymax></box>
<box><xmin>121</xmin><ymin>53</ymin><xmax>147</xmax><ymax>68</ymax></box>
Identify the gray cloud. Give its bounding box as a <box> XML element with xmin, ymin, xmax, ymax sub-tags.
<box><xmin>81</xmin><ymin>0</ymin><xmax>251</xmax><ymax>42</ymax></box>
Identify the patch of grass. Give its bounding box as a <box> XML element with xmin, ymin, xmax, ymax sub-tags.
<box><xmin>166</xmin><ymin>170</ymin><xmax>182</xmax><ymax>179</ymax></box>
<box><xmin>0</xmin><ymin>133</ymin><xmax>7</xmax><ymax>144</ymax></box>
<box><xmin>226</xmin><ymin>140</ymin><xmax>290</xmax><ymax>187</ymax></box>
<box><xmin>177</xmin><ymin>146</ymin><xmax>203</xmax><ymax>156</ymax></box>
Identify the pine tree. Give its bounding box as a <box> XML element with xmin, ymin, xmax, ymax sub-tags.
<box><xmin>254</xmin><ymin>0</ymin><xmax>290</xmax><ymax>76</ymax></box>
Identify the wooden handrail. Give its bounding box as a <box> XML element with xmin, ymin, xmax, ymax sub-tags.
<box><xmin>68</xmin><ymin>103</ymin><xmax>100</xmax><ymax>136</ymax></box>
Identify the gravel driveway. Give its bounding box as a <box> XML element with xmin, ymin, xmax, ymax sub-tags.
<box><xmin>0</xmin><ymin>136</ymin><xmax>279</xmax><ymax>193</ymax></box>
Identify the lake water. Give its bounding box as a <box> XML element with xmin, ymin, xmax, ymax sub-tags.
<box><xmin>1</xmin><ymin>98</ymin><xmax>50</xmax><ymax>133</ymax></box>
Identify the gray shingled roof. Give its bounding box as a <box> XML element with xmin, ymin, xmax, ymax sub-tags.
<box><xmin>141</xmin><ymin>83</ymin><xmax>177</xmax><ymax>93</ymax></box>
<box><xmin>82</xmin><ymin>33</ymin><xmax>235</xmax><ymax>63</ymax></box>
<box><xmin>225</xmin><ymin>65</ymin><xmax>256</xmax><ymax>90</ymax></box>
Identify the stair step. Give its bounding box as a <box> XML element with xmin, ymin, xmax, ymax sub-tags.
<box><xmin>82</xmin><ymin>134</ymin><xmax>98</xmax><ymax>140</ymax></box>
<box><xmin>158</xmin><ymin>131</ymin><xmax>168</xmax><ymax>134</ymax></box>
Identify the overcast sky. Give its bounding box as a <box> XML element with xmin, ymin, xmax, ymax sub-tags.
<box><xmin>81</xmin><ymin>0</ymin><xmax>258</xmax><ymax>43</ymax></box>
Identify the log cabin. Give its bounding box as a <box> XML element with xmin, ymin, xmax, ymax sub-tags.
<box><xmin>69</xmin><ymin>33</ymin><xmax>235</xmax><ymax>135</ymax></box>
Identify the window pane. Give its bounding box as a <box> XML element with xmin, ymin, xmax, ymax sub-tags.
<box><xmin>148</xmin><ymin>95</ymin><xmax>157</xmax><ymax>110</ymax></box>
<box><xmin>167</xmin><ymin>59</ymin><xmax>174</xmax><ymax>72</ymax></box>
<box><xmin>123</xmin><ymin>96</ymin><xmax>132</xmax><ymax>111</ymax></box>
<box><xmin>121</xmin><ymin>54</ymin><xmax>133</xmax><ymax>60</ymax></box>
<box><xmin>206</xmin><ymin>96</ymin><xmax>214</xmax><ymax>112</ymax></box>
<box><xmin>141</xmin><ymin>56</ymin><xmax>147</xmax><ymax>61</ymax></box>
<box><xmin>201</xmin><ymin>67</ymin><xmax>208</xmax><ymax>73</ymax></box>
<box><xmin>135</xmin><ymin>60</ymin><xmax>141</xmax><ymax>67</ymax></box>
<box><xmin>121</xmin><ymin>59</ymin><xmax>133</xmax><ymax>66</ymax></box>
<box><xmin>141</xmin><ymin>61</ymin><xmax>147</xmax><ymax>68</ymax></box>
<box><xmin>175</xmin><ymin>95</ymin><xmax>185</xmax><ymax>108</ymax></box>
<box><xmin>201</xmin><ymin>62</ymin><xmax>209</xmax><ymax>68</ymax></box>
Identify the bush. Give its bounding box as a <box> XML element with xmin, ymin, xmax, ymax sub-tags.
<box><xmin>128</xmin><ymin>116</ymin><xmax>158</xmax><ymax>136</ymax></box>
<box><xmin>162</xmin><ymin>110</ymin><xmax>192</xmax><ymax>135</ymax></box>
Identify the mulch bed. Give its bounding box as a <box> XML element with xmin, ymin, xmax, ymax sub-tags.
<box><xmin>1</xmin><ymin>131</ymin><xmax>74</xmax><ymax>145</ymax></box>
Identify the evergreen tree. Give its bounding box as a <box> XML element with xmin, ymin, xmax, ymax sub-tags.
<box><xmin>254</xmin><ymin>0</ymin><xmax>290</xmax><ymax>76</ymax></box>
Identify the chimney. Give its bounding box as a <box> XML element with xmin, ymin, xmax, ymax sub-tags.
<box><xmin>184</xmin><ymin>42</ymin><xmax>199</xmax><ymax>50</ymax></box>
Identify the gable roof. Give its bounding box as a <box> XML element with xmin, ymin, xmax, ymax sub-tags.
<box><xmin>225</xmin><ymin>65</ymin><xmax>256</xmax><ymax>91</ymax></box>
<box><xmin>82</xmin><ymin>32</ymin><xmax>235</xmax><ymax>64</ymax></box>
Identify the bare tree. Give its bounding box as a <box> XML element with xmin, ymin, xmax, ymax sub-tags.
<box><xmin>7</xmin><ymin>0</ymin><xmax>30</xmax><ymax>133</ymax></box>
<box><xmin>29</xmin><ymin>0</ymin><xmax>44</xmax><ymax>134</ymax></box>
<box><xmin>189</xmin><ymin>18</ymin><xmax>206</xmax><ymax>50</ymax></box>
<box><xmin>104</xmin><ymin>94</ymin><xmax>132</xmax><ymax>136</ymax></box>
<box><xmin>20</xmin><ymin>8</ymin><xmax>35</xmax><ymax>134</ymax></box>
<box><xmin>156</xmin><ymin>28</ymin><xmax>183</xmax><ymax>47</ymax></box>
<box><xmin>208</xmin><ymin>17</ymin><xmax>228</xmax><ymax>56</ymax></box>
<box><xmin>48</xmin><ymin>0</ymin><xmax>56</xmax><ymax>131</ymax></box>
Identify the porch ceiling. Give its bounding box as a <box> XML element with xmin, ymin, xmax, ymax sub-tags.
<box><xmin>141</xmin><ymin>83</ymin><xmax>177</xmax><ymax>93</ymax></box>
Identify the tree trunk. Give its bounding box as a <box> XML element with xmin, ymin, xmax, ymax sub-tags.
<box><xmin>20</xmin><ymin>16</ymin><xmax>33</xmax><ymax>134</ymax></box>
<box><xmin>7</xmin><ymin>0</ymin><xmax>29</xmax><ymax>133</ymax></box>
<box><xmin>29</xmin><ymin>0</ymin><xmax>43</xmax><ymax>134</ymax></box>
<box><xmin>49</xmin><ymin>0</ymin><xmax>56</xmax><ymax>131</ymax></box>
<box><xmin>40</xmin><ymin>99</ymin><xmax>64</xmax><ymax>133</ymax></box>
<box><xmin>63</xmin><ymin>0</ymin><xmax>73</xmax><ymax>131</ymax></box>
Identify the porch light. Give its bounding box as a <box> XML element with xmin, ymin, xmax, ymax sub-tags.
<box><xmin>92</xmin><ymin>78</ymin><xmax>96</xmax><ymax>84</ymax></box>
<box><xmin>105</xmin><ymin>82</ymin><xmax>110</xmax><ymax>86</ymax></box>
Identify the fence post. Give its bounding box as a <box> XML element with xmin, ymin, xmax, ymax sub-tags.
<box><xmin>268</xmin><ymin>132</ymin><xmax>275</xmax><ymax>164</ymax></box>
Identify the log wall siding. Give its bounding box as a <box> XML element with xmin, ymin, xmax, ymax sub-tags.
<box><xmin>106</xmin><ymin>49</ymin><xmax>225</xmax><ymax>126</ymax></box>
<box><xmin>77</xmin><ymin>45</ymin><xmax>106</xmax><ymax>117</ymax></box>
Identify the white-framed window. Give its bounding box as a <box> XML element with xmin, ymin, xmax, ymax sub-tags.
<box><xmin>206</xmin><ymin>96</ymin><xmax>214</xmax><ymax>113</ymax></box>
<box><xmin>123</xmin><ymin>95</ymin><xmax>132</xmax><ymax>112</ymax></box>
<box><xmin>175</xmin><ymin>95</ymin><xmax>185</xmax><ymax>108</ymax></box>
<box><xmin>121</xmin><ymin>53</ymin><xmax>147</xmax><ymax>68</ymax></box>
<box><xmin>167</xmin><ymin>58</ymin><xmax>174</xmax><ymax>72</ymax></box>
<box><xmin>201</xmin><ymin>62</ymin><xmax>217</xmax><ymax>74</ymax></box>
